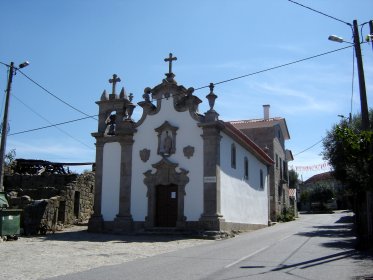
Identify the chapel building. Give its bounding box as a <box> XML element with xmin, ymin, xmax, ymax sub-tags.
<box><xmin>88</xmin><ymin>54</ymin><xmax>274</xmax><ymax>234</ymax></box>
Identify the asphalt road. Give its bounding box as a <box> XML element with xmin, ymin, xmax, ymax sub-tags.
<box><xmin>50</xmin><ymin>211</ymin><xmax>373</xmax><ymax>280</ymax></box>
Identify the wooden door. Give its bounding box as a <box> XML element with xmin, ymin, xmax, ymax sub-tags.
<box><xmin>156</xmin><ymin>184</ymin><xmax>178</xmax><ymax>227</ymax></box>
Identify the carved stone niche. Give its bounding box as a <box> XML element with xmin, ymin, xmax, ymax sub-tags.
<box><xmin>155</xmin><ymin>121</ymin><xmax>178</xmax><ymax>157</ymax></box>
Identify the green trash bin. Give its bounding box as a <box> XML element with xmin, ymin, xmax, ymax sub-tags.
<box><xmin>0</xmin><ymin>209</ymin><xmax>22</xmax><ymax>236</ymax></box>
<box><xmin>0</xmin><ymin>192</ymin><xmax>22</xmax><ymax>239</ymax></box>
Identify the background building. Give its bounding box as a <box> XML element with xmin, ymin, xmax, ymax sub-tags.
<box><xmin>230</xmin><ymin>105</ymin><xmax>293</xmax><ymax>222</ymax></box>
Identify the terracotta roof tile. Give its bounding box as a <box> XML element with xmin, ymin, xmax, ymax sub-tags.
<box><xmin>304</xmin><ymin>171</ymin><xmax>334</xmax><ymax>184</ymax></box>
<box><xmin>223</xmin><ymin>121</ymin><xmax>274</xmax><ymax>166</ymax></box>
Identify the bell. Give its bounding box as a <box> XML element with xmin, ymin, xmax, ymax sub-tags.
<box><xmin>108</xmin><ymin>124</ymin><xmax>116</xmax><ymax>136</ymax></box>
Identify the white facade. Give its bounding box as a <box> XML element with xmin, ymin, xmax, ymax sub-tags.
<box><xmin>220</xmin><ymin>133</ymin><xmax>269</xmax><ymax>225</ymax></box>
<box><xmin>131</xmin><ymin>98</ymin><xmax>204</xmax><ymax>222</ymax></box>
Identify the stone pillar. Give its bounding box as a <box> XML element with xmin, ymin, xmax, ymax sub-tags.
<box><xmin>88</xmin><ymin>137</ymin><xmax>104</xmax><ymax>232</ymax></box>
<box><xmin>144</xmin><ymin>183</ymin><xmax>156</xmax><ymax>228</ymax></box>
<box><xmin>114</xmin><ymin>125</ymin><xmax>136</xmax><ymax>233</ymax></box>
<box><xmin>199</xmin><ymin>120</ymin><xmax>224</xmax><ymax>230</ymax></box>
<box><xmin>176</xmin><ymin>179</ymin><xmax>188</xmax><ymax>228</ymax></box>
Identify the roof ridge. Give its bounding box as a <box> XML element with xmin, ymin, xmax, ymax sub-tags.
<box><xmin>229</xmin><ymin>117</ymin><xmax>284</xmax><ymax>123</ymax></box>
<box><xmin>223</xmin><ymin>121</ymin><xmax>274</xmax><ymax>165</ymax></box>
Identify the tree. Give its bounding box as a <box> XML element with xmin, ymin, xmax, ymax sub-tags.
<box><xmin>288</xmin><ymin>169</ymin><xmax>300</xmax><ymax>189</ymax></box>
<box><xmin>300</xmin><ymin>182</ymin><xmax>335</xmax><ymax>212</ymax></box>
<box><xmin>322</xmin><ymin>110</ymin><xmax>373</xmax><ymax>192</ymax></box>
<box><xmin>309</xmin><ymin>185</ymin><xmax>334</xmax><ymax>211</ymax></box>
<box><xmin>322</xmin><ymin>109</ymin><xmax>373</xmax><ymax>249</ymax></box>
<box><xmin>4</xmin><ymin>149</ymin><xmax>16</xmax><ymax>175</ymax></box>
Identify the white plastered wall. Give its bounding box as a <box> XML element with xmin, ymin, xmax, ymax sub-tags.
<box><xmin>131</xmin><ymin>97</ymin><xmax>204</xmax><ymax>222</ymax></box>
<box><xmin>101</xmin><ymin>142</ymin><xmax>121</xmax><ymax>221</ymax></box>
<box><xmin>220</xmin><ymin>132</ymin><xmax>269</xmax><ymax>225</ymax></box>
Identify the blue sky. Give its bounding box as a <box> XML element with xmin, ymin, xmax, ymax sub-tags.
<box><xmin>1</xmin><ymin>0</ymin><xmax>372</xmax><ymax>180</ymax></box>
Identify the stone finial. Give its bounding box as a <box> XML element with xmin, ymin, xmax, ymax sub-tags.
<box><xmin>119</xmin><ymin>87</ymin><xmax>128</xmax><ymax>100</ymax></box>
<box><xmin>187</xmin><ymin>87</ymin><xmax>194</xmax><ymax>97</ymax></box>
<box><xmin>143</xmin><ymin>88</ymin><xmax>151</xmax><ymax>102</ymax></box>
<box><xmin>206</xmin><ymin>83</ymin><xmax>218</xmax><ymax>111</ymax></box>
<box><xmin>144</xmin><ymin>87</ymin><xmax>152</xmax><ymax>94</ymax></box>
<box><xmin>143</xmin><ymin>87</ymin><xmax>152</xmax><ymax>101</ymax></box>
<box><xmin>125</xmin><ymin>94</ymin><xmax>136</xmax><ymax>121</ymax></box>
<box><xmin>101</xmin><ymin>90</ymin><xmax>108</xmax><ymax>101</ymax></box>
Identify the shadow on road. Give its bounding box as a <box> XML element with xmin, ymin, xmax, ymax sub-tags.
<box><xmin>239</xmin><ymin>212</ymin><xmax>373</xmax><ymax>279</ymax></box>
<box><xmin>295</xmin><ymin>212</ymin><xmax>372</xmax><ymax>260</ymax></box>
<box><xmin>269</xmin><ymin>250</ymin><xmax>357</xmax><ymax>271</ymax></box>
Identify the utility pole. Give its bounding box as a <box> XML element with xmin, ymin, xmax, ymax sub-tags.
<box><xmin>0</xmin><ymin>62</ymin><xmax>15</xmax><ymax>191</ymax></box>
<box><xmin>352</xmin><ymin>20</ymin><xmax>370</xmax><ymax>130</ymax></box>
<box><xmin>369</xmin><ymin>20</ymin><xmax>373</xmax><ymax>51</ymax></box>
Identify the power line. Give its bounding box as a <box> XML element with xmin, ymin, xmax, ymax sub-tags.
<box><xmin>1</xmin><ymin>61</ymin><xmax>97</xmax><ymax>121</ymax></box>
<box><xmin>17</xmin><ymin>69</ymin><xmax>97</xmax><ymax>121</ymax></box>
<box><xmin>194</xmin><ymin>45</ymin><xmax>353</xmax><ymax>91</ymax></box>
<box><xmin>8</xmin><ymin>115</ymin><xmax>96</xmax><ymax>136</ymax></box>
<box><xmin>12</xmin><ymin>94</ymin><xmax>94</xmax><ymax>149</ymax></box>
<box><xmin>287</xmin><ymin>0</ymin><xmax>351</xmax><ymax>26</ymax></box>
<box><xmin>0</xmin><ymin>62</ymin><xmax>10</xmax><ymax>67</ymax></box>
<box><xmin>5</xmin><ymin>45</ymin><xmax>355</xmax><ymax>136</ymax></box>
<box><xmin>293</xmin><ymin>138</ymin><xmax>324</xmax><ymax>156</ymax></box>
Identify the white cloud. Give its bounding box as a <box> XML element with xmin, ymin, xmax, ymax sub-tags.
<box><xmin>251</xmin><ymin>82</ymin><xmax>339</xmax><ymax>115</ymax></box>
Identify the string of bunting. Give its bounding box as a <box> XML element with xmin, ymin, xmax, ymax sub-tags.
<box><xmin>289</xmin><ymin>162</ymin><xmax>330</xmax><ymax>172</ymax></box>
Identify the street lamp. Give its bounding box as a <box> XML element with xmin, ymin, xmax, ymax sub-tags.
<box><xmin>0</xmin><ymin>61</ymin><xmax>30</xmax><ymax>191</ymax></box>
<box><xmin>329</xmin><ymin>20</ymin><xmax>369</xmax><ymax>130</ymax></box>
<box><xmin>328</xmin><ymin>35</ymin><xmax>350</xmax><ymax>44</ymax></box>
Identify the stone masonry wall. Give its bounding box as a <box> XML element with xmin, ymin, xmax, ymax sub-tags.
<box><xmin>63</xmin><ymin>172</ymin><xmax>95</xmax><ymax>224</ymax></box>
<box><xmin>4</xmin><ymin>172</ymin><xmax>95</xmax><ymax>230</ymax></box>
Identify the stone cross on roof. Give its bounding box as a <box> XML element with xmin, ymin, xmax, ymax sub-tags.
<box><xmin>109</xmin><ymin>74</ymin><xmax>121</xmax><ymax>95</ymax></box>
<box><xmin>164</xmin><ymin>53</ymin><xmax>177</xmax><ymax>74</ymax></box>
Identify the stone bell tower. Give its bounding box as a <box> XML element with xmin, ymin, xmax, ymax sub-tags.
<box><xmin>88</xmin><ymin>74</ymin><xmax>137</xmax><ymax>233</ymax></box>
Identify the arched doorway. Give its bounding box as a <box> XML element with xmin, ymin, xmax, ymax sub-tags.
<box><xmin>143</xmin><ymin>158</ymin><xmax>189</xmax><ymax>228</ymax></box>
<box><xmin>156</xmin><ymin>184</ymin><xmax>178</xmax><ymax>227</ymax></box>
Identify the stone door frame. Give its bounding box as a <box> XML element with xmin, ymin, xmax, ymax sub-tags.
<box><xmin>143</xmin><ymin>158</ymin><xmax>189</xmax><ymax>228</ymax></box>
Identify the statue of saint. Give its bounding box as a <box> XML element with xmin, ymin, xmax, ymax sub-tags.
<box><xmin>163</xmin><ymin>131</ymin><xmax>172</xmax><ymax>155</ymax></box>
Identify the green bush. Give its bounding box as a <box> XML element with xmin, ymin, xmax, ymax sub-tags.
<box><xmin>277</xmin><ymin>207</ymin><xmax>295</xmax><ymax>222</ymax></box>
